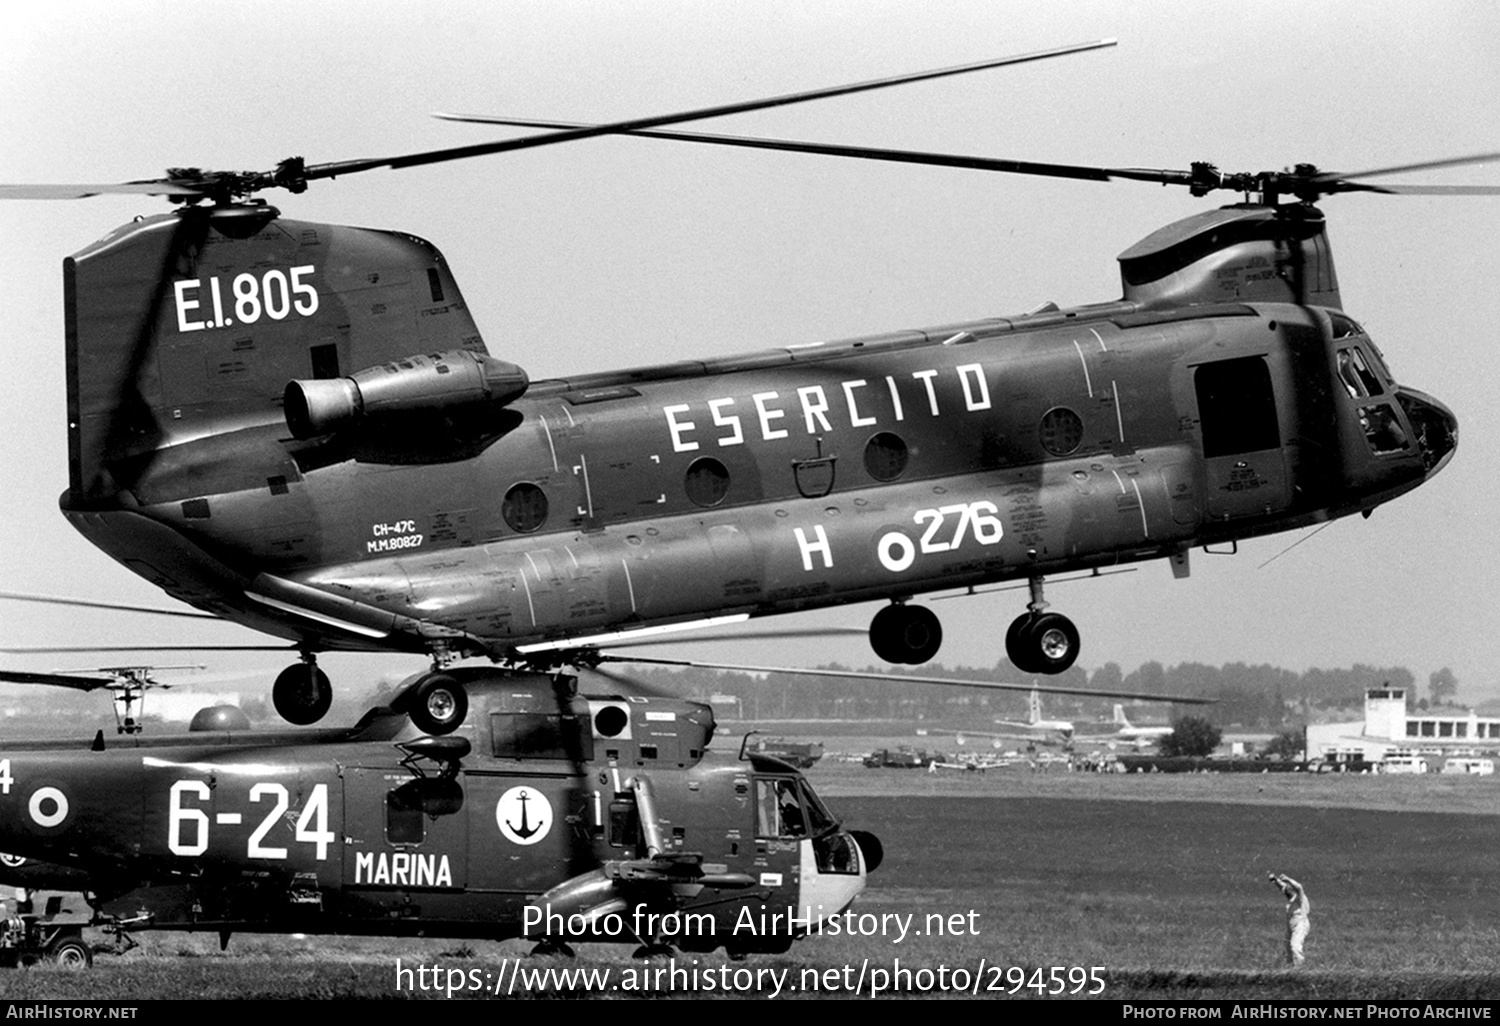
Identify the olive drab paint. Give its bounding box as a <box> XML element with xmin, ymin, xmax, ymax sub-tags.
<box><xmin>56</xmin><ymin>198</ymin><xmax>1457</xmax><ymax>728</ymax></box>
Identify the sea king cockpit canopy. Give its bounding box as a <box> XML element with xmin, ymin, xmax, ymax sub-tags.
<box><xmin>744</xmin><ymin>758</ymin><xmax>879</xmax><ymax>884</ymax></box>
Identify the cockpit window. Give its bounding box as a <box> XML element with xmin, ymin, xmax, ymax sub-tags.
<box><xmin>813</xmin><ymin>832</ymin><xmax>861</xmax><ymax>875</ymax></box>
<box><xmin>1359</xmin><ymin>404</ymin><xmax>1410</xmax><ymax>455</ymax></box>
<box><xmin>798</xmin><ymin>781</ymin><xmax>836</xmax><ymax>835</ymax></box>
<box><xmin>1337</xmin><ymin>347</ymin><xmax>1384</xmax><ymax>398</ymax></box>
<box><xmin>1329</xmin><ymin>312</ymin><xmax>1364</xmax><ymax>339</ymax></box>
<box><xmin>755</xmin><ymin>778</ymin><xmax>807</xmax><ymax>838</ymax></box>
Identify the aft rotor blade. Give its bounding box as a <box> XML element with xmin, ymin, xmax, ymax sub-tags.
<box><xmin>0</xmin><ymin>591</ymin><xmax>221</xmax><ymax>620</ymax></box>
<box><xmin>311</xmin><ymin>39</ymin><xmax>1117</xmax><ymax>181</ymax></box>
<box><xmin>597</xmin><ymin>655</ymin><xmax>1212</xmax><ymax>704</ymax></box>
<box><xmin>0</xmin><ymin>669</ymin><xmax>116</xmax><ymax>692</ymax></box>
<box><xmin>431</xmin><ymin>115</ymin><xmax>1184</xmax><ymax>187</ymax></box>
<box><xmin>1</xmin><ymin>40</ymin><xmax>1115</xmax><ymax>201</ymax></box>
<box><xmin>0</xmin><ymin>182</ymin><xmax>207</xmax><ymax>200</ymax></box>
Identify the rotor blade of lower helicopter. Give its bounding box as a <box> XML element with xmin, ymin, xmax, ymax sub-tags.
<box><xmin>598</xmin><ymin>626</ymin><xmax>871</xmax><ymax>650</ymax></box>
<box><xmin>596</xmin><ymin>655</ymin><xmax>1212</xmax><ymax>704</ymax></box>
<box><xmin>576</xmin><ymin>663</ymin><xmax>673</xmax><ymax>698</ymax></box>
<box><xmin>0</xmin><ymin>591</ymin><xmax>221</xmax><ymax>620</ymax></box>
<box><xmin>0</xmin><ymin>669</ymin><xmax>115</xmax><ymax>691</ymax></box>
<box><xmin>1</xmin><ymin>645</ymin><xmax>297</xmax><ymax>654</ymax></box>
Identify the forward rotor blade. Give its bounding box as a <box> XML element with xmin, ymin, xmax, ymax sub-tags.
<box><xmin>0</xmin><ymin>591</ymin><xmax>221</xmax><ymax>620</ymax></box>
<box><xmin>597</xmin><ymin>655</ymin><xmax>1212</xmax><ymax>704</ymax></box>
<box><xmin>0</xmin><ymin>669</ymin><xmax>115</xmax><ymax>692</ymax></box>
<box><xmin>450</xmin><ymin>117</ymin><xmax>1500</xmax><ymax>200</ymax></box>
<box><xmin>432</xmin><ymin>116</ymin><xmax>1183</xmax><ymax>187</ymax></box>
<box><xmin>1345</xmin><ymin>183</ymin><xmax>1500</xmax><ymax>196</ymax></box>
<box><xmin>314</xmin><ymin>39</ymin><xmax>1116</xmax><ymax>181</ymax></box>
<box><xmin>1320</xmin><ymin>151</ymin><xmax>1500</xmax><ymax>182</ymax></box>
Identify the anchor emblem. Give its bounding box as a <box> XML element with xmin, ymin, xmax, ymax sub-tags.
<box><xmin>508</xmin><ymin>790</ymin><xmax>538</xmax><ymax>839</ymax></box>
<box><xmin>495</xmin><ymin>786</ymin><xmax>552</xmax><ymax>846</ymax></box>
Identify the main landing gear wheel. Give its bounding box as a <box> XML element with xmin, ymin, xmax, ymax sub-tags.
<box><xmin>869</xmin><ymin>603</ymin><xmax>943</xmax><ymax>665</ymax></box>
<box><xmin>408</xmin><ymin>673</ymin><xmax>468</xmax><ymax>736</ymax></box>
<box><xmin>272</xmin><ymin>661</ymin><xmax>333</xmax><ymax>725</ymax></box>
<box><xmin>1005</xmin><ymin>612</ymin><xmax>1080</xmax><ymax>675</ymax></box>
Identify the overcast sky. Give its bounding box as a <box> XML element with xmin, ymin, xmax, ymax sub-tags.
<box><xmin>2</xmin><ymin>1</ymin><xmax>1498</xmax><ymax>715</ymax></box>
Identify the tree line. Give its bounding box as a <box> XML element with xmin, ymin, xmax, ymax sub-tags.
<box><xmin>613</xmin><ymin>659</ymin><xmax>1455</xmax><ymax>729</ymax></box>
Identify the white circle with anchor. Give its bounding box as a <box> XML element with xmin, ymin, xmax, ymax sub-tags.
<box><xmin>495</xmin><ymin>786</ymin><xmax>553</xmax><ymax>846</ymax></box>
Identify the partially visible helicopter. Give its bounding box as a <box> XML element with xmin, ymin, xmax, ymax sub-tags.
<box><xmin>0</xmin><ymin>664</ymin><xmax>184</xmax><ymax>736</ymax></box>
<box><xmin>1</xmin><ymin>39</ymin><xmax>1488</xmax><ymax>735</ymax></box>
<box><xmin>0</xmin><ymin>668</ymin><xmax>880</xmax><ymax>967</ymax></box>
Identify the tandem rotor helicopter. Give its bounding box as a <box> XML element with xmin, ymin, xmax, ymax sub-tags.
<box><xmin>1</xmin><ymin>39</ymin><xmax>1492</xmax><ymax>735</ymax></box>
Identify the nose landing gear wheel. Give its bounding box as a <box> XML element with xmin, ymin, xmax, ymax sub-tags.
<box><xmin>272</xmin><ymin>662</ymin><xmax>333</xmax><ymax>725</ymax></box>
<box><xmin>869</xmin><ymin>604</ymin><xmax>943</xmax><ymax>664</ymax></box>
<box><xmin>408</xmin><ymin>673</ymin><xmax>468</xmax><ymax>736</ymax></box>
<box><xmin>1005</xmin><ymin>612</ymin><xmax>1080</xmax><ymax>675</ymax></box>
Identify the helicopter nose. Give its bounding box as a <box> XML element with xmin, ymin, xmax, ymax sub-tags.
<box><xmin>1395</xmin><ymin>387</ymin><xmax>1458</xmax><ymax>476</ymax></box>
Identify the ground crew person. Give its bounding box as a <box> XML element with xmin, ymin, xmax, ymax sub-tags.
<box><xmin>1268</xmin><ymin>872</ymin><xmax>1309</xmax><ymax>965</ymax></box>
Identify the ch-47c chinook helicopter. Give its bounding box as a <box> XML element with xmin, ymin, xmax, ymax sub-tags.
<box><xmin>0</xmin><ymin>668</ymin><xmax>880</xmax><ymax>966</ymax></box>
<box><xmin>1</xmin><ymin>39</ymin><xmax>1488</xmax><ymax>735</ymax></box>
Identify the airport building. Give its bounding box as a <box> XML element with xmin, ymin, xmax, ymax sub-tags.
<box><xmin>1306</xmin><ymin>687</ymin><xmax>1500</xmax><ymax>764</ymax></box>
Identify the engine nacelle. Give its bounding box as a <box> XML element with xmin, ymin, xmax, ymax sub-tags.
<box><xmin>283</xmin><ymin>350</ymin><xmax>528</xmax><ymax>439</ymax></box>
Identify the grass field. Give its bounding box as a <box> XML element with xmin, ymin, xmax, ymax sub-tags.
<box><xmin>0</xmin><ymin>765</ymin><xmax>1495</xmax><ymax>1000</ymax></box>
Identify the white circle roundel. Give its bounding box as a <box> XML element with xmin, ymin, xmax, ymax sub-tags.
<box><xmin>28</xmin><ymin>787</ymin><xmax>68</xmax><ymax>829</ymax></box>
<box><xmin>495</xmin><ymin>786</ymin><xmax>553</xmax><ymax>846</ymax></box>
<box><xmin>877</xmin><ymin>530</ymin><xmax>916</xmax><ymax>572</ymax></box>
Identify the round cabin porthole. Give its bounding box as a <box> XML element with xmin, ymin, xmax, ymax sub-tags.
<box><xmin>502</xmin><ymin>482</ymin><xmax>549</xmax><ymax>533</ymax></box>
<box><xmin>1039</xmin><ymin>407</ymin><xmax>1084</xmax><ymax>457</ymax></box>
<box><xmin>684</xmin><ymin>456</ymin><xmax>730</xmax><ymax>507</ymax></box>
<box><xmin>594</xmin><ymin>705</ymin><xmax>629</xmax><ymax>738</ymax></box>
<box><xmin>863</xmin><ymin>431</ymin><xmax>909</xmax><ymax>482</ymax></box>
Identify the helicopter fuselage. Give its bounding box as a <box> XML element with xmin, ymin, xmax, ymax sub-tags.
<box><xmin>55</xmin><ymin>200</ymin><xmax>1457</xmax><ymax>724</ymax></box>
